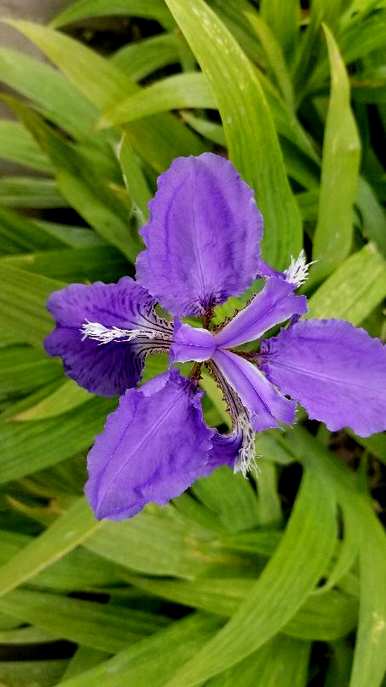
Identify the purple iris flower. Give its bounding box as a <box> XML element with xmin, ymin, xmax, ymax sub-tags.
<box><xmin>45</xmin><ymin>153</ymin><xmax>386</xmax><ymax>520</ymax></box>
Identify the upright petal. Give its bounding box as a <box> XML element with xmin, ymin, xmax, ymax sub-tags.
<box><xmin>45</xmin><ymin>278</ymin><xmax>172</xmax><ymax>397</ymax></box>
<box><xmin>214</xmin><ymin>277</ymin><xmax>307</xmax><ymax>349</ymax></box>
<box><xmin>170</xmin><ymin>320</ymin><xmax>216</xmax><ymax>363</ymax></box>
<box><xmin>261</xmin><ymin>319</ymin><xmax>386</xmax><ymax>436</ymax></box>
<box><xmin>136</xmin><ymin>153</ymin><xmax>263</xmax><ymax>316</ymax></box>
<box><xmin>213</xmin><ymin>349</ymin><xmax>296</xmax><ymax>432</ymax></box>
<box><xmin>85</xmin><ymin>370</ymin><xmax>230</xmax><ymax>520</ymax></box>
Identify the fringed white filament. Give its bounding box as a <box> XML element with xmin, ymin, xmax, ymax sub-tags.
<box><xmin>234</xmin><ymin>410</ymin><xmax>258</xmax><ymax>478</ymax></box>
<box><xmin>285</xmin><ymin>249</ymin><xmax>316</xmax><ymax>288</ymax></box>
<box><xmin>80</xmin><ymin>321</ymin><xmax>157</xmax><ymax>345</ymax></box>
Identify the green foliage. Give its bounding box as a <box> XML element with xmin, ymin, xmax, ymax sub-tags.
<box><xmin>0</xmin><ymin>2</ymin><xmax>385</xmax><ymax>686</ymax></box>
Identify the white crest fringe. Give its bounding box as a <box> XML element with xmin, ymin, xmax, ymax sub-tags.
<box><xmin>285</xmin><ymin>249</ymin><xmax>316</xmax><ymax>288</ymax></box>
<box><xmin>80</xmin><ymin>321</ymin><xmax>157</xmax><ymax>345</ymax></box>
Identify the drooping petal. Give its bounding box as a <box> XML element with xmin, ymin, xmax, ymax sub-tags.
<box><xmin>85</xmin><ymin>369</ymin><xmax>234</xmax><ymax>520</ymax></box>
<box><xmin>136</xmin><ymin>153</ymin><xmax>263</xmax><ymax>316</ymax></box>
<box><xmin>170</xmin><ymin>320</ymin><xmax>216</xmax><ymax>363</ymax></box>
<box><xmin>45</xmin><ymin>278</ymin><xmax>172</xmax><ymax>397</ymax></box>
<box><xmin>207</xmin><ymin>359</ymin><xmax>256</xmax><ymax>475</ymax></box>
<box><xmin>261</xmin><ymin>319</ymin><xmax>386</xmax><ymax>437</ymax></box>
<box><xmin>213</xmin><ymin>349</ymin><xmax>296</xmax><ymax>432</ymax></box>
<box><xmin>214</xmin><ymin>277</ymin><xmax>307</xmax><ymax>349</ymax></box>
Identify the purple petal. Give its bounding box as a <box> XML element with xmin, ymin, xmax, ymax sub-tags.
<box><xmin>261</xmin><ymin>319</ymin><xmax>386</xmax><ymax>437</ymax></box>
<box><xmin>85</xmin><ymin>369</ymin><xmax>234</xmax><ymax>520</ymax></box>
<box><xmin>136</xmin><ymin>153</ymin><xmax>263</xmax><ymax>316</ymax></box>
<box><xmin>207</xmin><ymin>359</ymin><xmax>256</xmax><ymax>474</ymax></box>
<box><xmin>45</xmin><ymin>278</ymin><xmax>172</xmax><ymax>397</ymax></box>
<box><xmin>214</xmin><ymin>277</ymin><xmax>307</xmax><ymax>349</ymax></box>
<box><xmin>213</xmin><ymin>349</ymin><xmax>296</xmax><ymax>432</ymax></box>
<box><xmin>170</xmin><ymin>320</ymin><xmax>215</xmax><ymax>363</ymax></box>
<box><xmin>208</xmin><ymin>432</ymin><xmax>242</xmax><ymax>469</ymax></box>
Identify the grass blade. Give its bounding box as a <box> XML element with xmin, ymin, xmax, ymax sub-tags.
<box><xmin>51</xmin><ymin>0</ymin><xmax>171</xmax><ymax>29</ymax></box>
<box><xmin>99</xmin><ymin>73</ymin><xmax>215</xmax><ymax>128</ymax></box>
<box><xmin>0</xmin><ymin>498</ymin><xmax>101</xmax><ymax>596</ymax></box>
<box><xmin>163</xmin><ymin>468</ymin><xmax>336</xmax><ymax>685</ymax></box>
<box><xmin>307</xmin><ymin>243</ymin><xmax>386</xmax><ymax>324</ymax></box>
<box><xmin>311</xmin><ymin>25</ymin><xmax>361</xmax><ymax>283</ymax></box>
<box><xmin>165</xmin><ymin>0</ymin><xmax>302</xmax><ymax>268</ymax></box>
<box><xmin>6</xmin><ymin>20</ymin><xmax>204</xmax><ymax>172</ymax></box>
<box><xmin>0</xmin><ymin>265</ymin><xmax>64</xmax><ymax>345</ymax></box>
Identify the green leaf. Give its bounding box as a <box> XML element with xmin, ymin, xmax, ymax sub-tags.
<box><xmin>210</xmin><ymin>635</ymin><xmax>311</xmax><ymax>687</ymax></box>
<box><xmin>243</xmin><ymin>11</ymin><xmax>294</xmax><ymax>108</ymax></box>
<box><xmin>192</xmin><ymin>467</ymin><xmax>260</xmax><ymax>533</ymax></box>
<box><xmin>255</xmin><ymin>461</ymin><xmax>282</xmax><ymax>526</ymax></box>
<box><xmin>0</xmin><ymin>265</ymin><xmax>64</xmax><ymax>345</ymax></box>
<box><xmin>0</xmin><ymin>380</ymin><xmax>62</xmax><ymax>422</ymax></box>
<box><xmin>0</xmin><ymin>346</ymin><xmax>61</xmax><ymax>399</ymax></box>
<box><xmin>165</xmin><ymin>0</ymin><xmax>302</xmax><ymax>269</ymax></box>
<box><xmin>111</xmin><ymin>33</ymin><xmax>181</xmax><ymax>81</ymax></box>
<box><xmin>99</xmin><ymin>72</ymin><xmax>215</xmax><ymax>128</ymax></box>
<box><xmin>0</xmin><ymin>528</ymin><xmax>125</xmax><ymax>592</ymax></box>
<box><xmin>356</xmin><ymin>177</ymin><xmax>386</xmax><ymax>256</ymax></box>
<box><xmin>326</xmin><ymin>640</ymin><xmax>353</xmax><ymax>687</ymax></box>
<box><xmin>282</xmin><ymin>427</ymin><xmax>386</xmax><ymax>687</ymax></box>
<box><xmin>12</xmin><ymin>108</ymin><xmax>140</xmax><ymax>261</ymax></box>
<box><xmin>117</xmin><ymin>133</ymin><xmax>152</xmax><ymax>223</ymax></box>
<box><xmin>0</xmin><ymin>659</ymin><xmax>67</xmax><ymax>687</ymax></box>
<box><xmin>0</xmin><ymin>590</ymin><xmax>167</xmax><ymax>653</ymax></box>
<box><xmin>0</xmin><ymin>625</ymin><xmax>58</xmax><ymax>645</ymax></box>
<box><xmin>354</xmin><ymin>432</ymin><xmax>386</xmax><ymax>464</ymax></box>
<box><xmin>62</xmin><ymin>647</ymin><xmax>108</xmax><ymax>681</ymax></box>
<box><xmin>163</xmin><ymin>468</ymin><xmax>336</xmax><ymax>686</ymax></box>
<box><xmin>85</xmin><ymin>508</ymin><xmax>246</xmax><ymax>579</ymax></box>
<box><xmin>255</xmin><ymin>431</ymin><xmax>296</xmax><ymax>466</ymax></box>
<box><xmin>6</xmin><ymin>21</ymin><xmax>205</xmax><ymax>172</ymax></box>
<box><xmin>182</xmin><ymin>113</ymin><xmax>319</xmax><ymax>190</ymax></box>
<box><xmin>54</xmin><ymin>614</ymin><xmax>221</xmax><ymax>687</ymax></box>
<box><xmin>0</xmin><ymin>120</ymin><xmax>52</xmax><ymax>173</ymax></box>
<box><xmin>315</xmin><ymin>501</ymin><xmax>360</xmax><ymax>593</ymax></box>
<box><xmin>305</xmin><ymin>11</ymin><xmax>386</xmax><ymax>97</ymax></box>
<box><xmin>51</xmin><ymin>0</ymin><xmax>172</xmax><ymax>29</ymax></box>
<box><xmin>12</xmin><ymin>379</ymin><xmax>91</xmax><ymax>422</ymax></box>
<box><xmin>260</xmin><ymin>0</ymin><xmax>299</xmax><ymax>58</ymax></box>
<box><xmin>2</xmin><ymin>245</ymin><xmax>129</xmax><ymax>283</ymax></box>
<box><xmin>31</xmin><ymin>219</ymin><xmax>105</xmax><ymax>249</ymax></box>
<box><xmin>311</xmin><ymin>25</ymin><xmax>361</xmax><ymax>283</ymax></box>
<box><xmin>0</xmin><ymin>397</ymin><xmax>114</xmax><ymax>483</ymax></box>
<box><xmin>0</xmin><ymin>176</ymin><xmax>65</xmax><ymax>209</ymax></box>
<box><xmin>292</xmin><ymin>0</ymin><xmax>346</xmax><ymax>99</ymax></box>
<box><xmin>0</xmin><ymin>207</ymin><xmax>68</xmax><ymax>254</ymax></box>
<box><xmin>131</xmin><ymin>574</ymin><xmax>357</xmax><ymax>642</ymax></box>
<box><xmin>180</xmin><ymin>112</ymin><xmax>226</xmax><ymax>146</ymax></box>
<box><xmin>208</xmin><ymin>0</ymin><xmax>318</xmax><ymax>163</ymax></box>
<box><xmin>286</xmin><ymin>589</ymin><xmax>357</xmax><ymax>641</ymax></box>
<box><xmin>0</xmin><ymin>613</ymin><xmax>20</xmax><ymax>631</ymax></box>
<box><xmin>350</xmin><ymin>515</ymin><xmax>386</xmax><ymax>687</ymax></box>
<box><xmin>307</xmin><ymin>243</ymin><xmax>386</xmax><ymax>324</ymax></box>
<box><xmin>0</xmin><ymin>498</ymin><xmax>101</xmax><ymax>596</ymax></box>
<box><xmin>0</xmin><ymin>47</ymin><xmax>100</xmax><ymax>142</ymax></box>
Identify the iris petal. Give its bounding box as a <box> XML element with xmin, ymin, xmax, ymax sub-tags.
<box><xmin>261</xmin><ymin>319</ymin><xmax>386</xmax><ymax>437</ymax></box>
<box><xmin>213</xmin><ymin>349</ymin><xmax>296</xmax><ymax>432</ymax></box>
<box><xmin>214</xmin><ymin>277</ymin><xmax>307</xmax><ymax>349</ymax></box>
<box><xmin>85</xmin><ymin>370</ymin><xmax>230</xmax><ymax>520</ymax></box>
<box><xmin>136</xmin><ymin>153</ymin><xmax>263</xmax><ymax>316</ymax></box>
<box><xmin>45</xmin><ymin>278</ymin><xmax>172</xmax><ymax>396</ymax></box>
<box><xmin>170</xmin><ymin>320</ymin><xmax>216</xmax><ymax>363</ymax></box>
